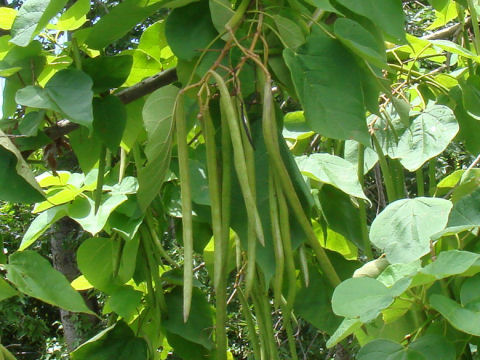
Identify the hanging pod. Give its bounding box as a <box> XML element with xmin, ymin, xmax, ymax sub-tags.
<box><xmin>175</xmin><ymin>93</ymin><xmax>194</xmax><ymax>322</ymax></box>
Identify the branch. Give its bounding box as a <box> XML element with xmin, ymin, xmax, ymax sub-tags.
<box><xmin>43</xmin><ymin>67</ymin><xmax>178</xmax><ymax>141</ymax></box>
<box><xmin>116</xmin><ymin>67</ymin><xmax>177</xmax><ymax>104</ymax></box>
<box><xmin>422</xmin><ymin>17</ymin><xmax>471</xmax><ymax>40</ymax></box>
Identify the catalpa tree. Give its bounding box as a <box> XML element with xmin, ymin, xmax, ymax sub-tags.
<box><xmin>0</xmin><ymin>0</ymin><xmax>480</xmax><ymax>358</ymax></box>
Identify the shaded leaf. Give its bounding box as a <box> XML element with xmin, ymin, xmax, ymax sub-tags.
<box><xmin>165</xmin><ymin>1</ymin><xmax>219</xmax><ymax>61</ymax></box>
<box><xmin>83</xmin><ymin>55</ymin><xmax>133</xmax><ymax>93</ymax></box>
<box><xmin>71</xmin><ymin>321</ymin><xmax>148</xmax><ymax>359</ymax></box>
<box><xmin>273</xmin><ymin>15</ymin><xmax>305</xmax><ymax>49</ymax></box>
<box><xmin>335</xmin><ymin>0</ymin><xmax>405</xmax><ymax>42</ymax></box>
<box><xmin>430</xmin><ymin>294</ymin><xmax>480</xmax><ymax>336</ymax></box>
<box><xmin>0</xmin><ymin>277</ymin><xmax>18</xmax><ymax>301</ymax></box>
<box><xmin>163</xmin><ymin>286</ymin><xmax>214</xmax><ymax>350</ymax></box>
<box><xmin>284</xmin><ymin>28</ymin><xmax>370</xmax><ymax>145</ymax></box>
<box><xmin>44</xmin><ymin>69</ymin><xmax>94</xmax><ymax>128</ymax></box>
<box><xmin>93</xmin><ymin>95</ymin><xmax>127</xmax><ymax>152</ymax></box>
<box><xmin>334</xmin><ymin>18</ymin><xmax>387</xmax><ymax>69</ymax></box>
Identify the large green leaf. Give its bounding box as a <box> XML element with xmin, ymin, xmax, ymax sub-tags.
<box><xmin>405</xmin><ymin>251</ymin><xmax>480</xmax><ymax>289</ymax></box>
<box><xmin>295</xmin><ymin>153</ymin><xmax>368</xmax><ymax>200</ymax></box>
<box><xmin>283</xmin><ymin>28</ymin><xmax>370</xmax><ymax>145</ymax></box>
<box><xmin>77</xmin><ymin>237</ymin><xmax>121</xmax><ymax>293</ymax></box>
<box><xmin>446</xmin><ymin>187</ymin><xmax>480</xmax><ymax>231</ymax></box>
<box><xmin>294</xmin><ymin>267</ymin><xmax>341</xmax><ymax>334</ymax></box>
<box><xmin>10</xmin><ymin>0</ymin><xmax>68</xmax><ymax>46</ymax></box>
<box><xmin>19</xmin><ymin>205</ymin><xmax>67</xmax><ymax>251</ymax></box>
<box><xmin>370</xmin><ymin>198</ymin><xmax>452</xmax><ymax>264</ymax></box>
<box><xmin>138</xmin><ymin>21</ymin><xmax>168</xmax><ymax>60</ymax></box>
<box><xmin>344</xmin><ymin>140</ymin><xmax>378</xmax><ymax>174</ymax></box>
<box><xmin>93</xmin><ymin>95</ymin><xmax>127</xmax><ymax>152</ymax></box>
<box><xmin>332</xmin><ymin>277</ymin><xmax>395</xmax><ymax>322</ymax></box>
<box><xmin>0</xmin><ymin>129</ymin><xmax>44</xmax><ymax>203</ymax></box>
<box><xmin>137</xmin><ymin>85</ymin><xmax>178</xmax><ymax>210</ymax></box>
<box><xmin>83</xmin><ymin>55</ymin><xmax>133</xmax><ymax>93</ymax></box>
<box><xmin>209</xmin><ymin>0</ymin><xmax>234</xmax><ymax>37</ymax></box>
<box><xmin>69</xmin><ymin>126</ymin><xmax>101</xmax><ymax>173</ymax></box>
<box><xmin>335</xmin><ymin>0</ymin><xmax>405</xmax><ymax>42</ymax></box>
<box><xmin>409</xmin><ymin>334</ymin><xmax>456</xmax><ymax>360</ymax></box>
<box><xmin>44</xmin><ymin>69</ymin><xmax>94</xmax><ymax>129</ymax></box>
<box><xmin>105</xmin><ymin>285</ymin><xmax>142</xmax><ymax>321</ymax></box>
<box><xmin>15</xmin><ymin>85</ymin><xmax>60</xmax><ymax>111</ymax></box>
<box><xmin>68</xmin><ymin>194</ymin><xmax>128</xmax><ymax>235</ymax></box>
<box><xmin>0</xmin><ymin>277</ymin><xmax>18</xmax><ymax>302</ymax></box>
<box><xmin>142</xmin><ymin>85</ymin><xmax>178</xmax><ymax>161</ymax></box>
<box><xmin>356</xmin><ymin>337</ymin><xmax>454</xmax><ymax>360</ymax></box>
<box><xmin>326</xmin><ymin>318</ymin><xmax>363</xmax><ymax>348</ymax></box>
<box><xmin>460</xmin><ymin>273</ymin><xmax>480</xmax><ymax>310</ymax></box>
<box><xmin>396</xmin><ymin>104</ymin><xmax>458</xmax><ymax>171</ymax></box>
<box><xmin>273</xmin><ymin>15</ymin><xmax>305</xmax><ymax>49</ymax></box>
<box><xmin>357</xmin><ymin>339</ymin><xmax>405</xmax><ymax>360</ymax></box>
<box><xmin>71</xmin><ymin>321</ymin><xmax>148</xmax><ymax>359</ymax></box>
<box><xmin>163</xmin><ymin>287</ymin><xmax>214</xmax><ymax>350</ymax></box>
<box><xmin>461</xmin><ymin>75</ymin><xmax>480</xmax><ymax>120</ymax></box>
<box><xmin>53</xmin><ymin>0</ymin><xmax>90</xmax><ymax>31</ymax></box>
<box><xmin>122</xmin><ymin>49</ymin><xmax>163</xmax><ymax>87</ymax></box>
<box><xmin>0</xmin><ymin>7</ymin><xmax>16</xmax><ymax>30</ymax></box>
<box><xmin>430</xmin><ymin>294</ymin><xmax>480</xmax><ymax>336</ymax></box>
<box><xmin>83</xmin><ymin>0</ymin><xmax>189</xmax><ymax>50</ymax></box>
<box><xmin>452</xmin><ymin>86</ymin><xmax>480</xmax><ymax>155</ymax></box>
<box><xmin>165</xmin><ymin>1</ymin><xmax>219</xmax><ymax>61</ymax></box>
<box><xmin>121</xmin><ymin>98</ymin><xmax>146</xmax><ymax>152</ymax></box>
<box><xmin>334</xmin><ymin>18</ymin><xmax>387</xmax><ymax>69</ymax></box>
<box><xmin>412</xmin><ymin>250</ymin><xmax>480</xmax><ymax>286</ymax></box>
<box><xmin>6</xmin><ymin>251</ymin><xmax>92</xmax><ymax>313</ymax></box>
<box><xmin>18</xmin><ymin>110</ymin><xmax>44</xmax><ymax>136</ymax></box>
<box><xmin>318</xmin><ymin>185</ymin><xmax>364</xmax><ymax>250</ymax></box>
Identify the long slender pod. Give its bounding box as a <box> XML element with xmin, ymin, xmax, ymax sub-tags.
<box><xmin>237</xmin><ymin>288</ymin><xmax>262</xmax><ymax>360</ymax></box>
<box><xmin>268</xmin><ymin>170</ymin><xmax>285</xmax><ymax>309</ymax></box>
<box><xmin>175</xmin><ymin>93</ymin><xmax>194</xmax><ymax>322</ymax></box>
<box><xmin>250</xmin><ymin>283</ymin><xmax>272</xmax><ymax>360</ymax></box>
<box><xmin>200</xmin><ymin>104</ymin><xmax>228</xmax><ymax>359</ymax></box>
<box><xmin>298</xmin><ymin>244</ymin><xmax>309</xmax><ymax>287</ymax></box>
<box><xmin>201</xmin><ymin>104</ymin><xmax>224</xmax><ymax>290</ymax></box>
<box><xmin>236</xmin><ymin>99</ymin><xmax>258</xmax><ymax>296</ymax></box>
<box><xmin>255</xmin><ymin>277</ymin><xmax>280</xmax><ymax>360</ymax></box>
<box><xmin>145</xmin><ymin>211</ymin><xmax>178</xmax><ymax>268</ymax></box>
<box><xmin>261</xmin><ymin>74</ymin><xmax>341</xmax><ymax>287</ymax></box>
<box><xmin>94</xmin><ymin>145</ymin><xmax>107</xmax><ymax>214</ymax></box>
<box><xmin>276</xmin><ymin>178</ymin><xmax>298</xmax><ymax>360</ymax></box>
<box><xmin>220</xmin><ymin>101</ymin><xmax>232</xmax><ymax>261</ymax></box>
<box><xmin>357</xmin><ymin>144</ymin><xmax>373</xmax><ymax>259</ymax></box>
<box><xmin>140</xmin><ymin>226</ymin><xmax>167</xmax><ymax>312</ymax></box>
<box><xmin>209</xmin><ymin>70</ymin><xmax>265</xmax><ymax>246</ymax></box>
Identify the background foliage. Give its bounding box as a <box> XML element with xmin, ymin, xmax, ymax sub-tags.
<box><xmin>1</xmin><ymin>0</ymin><xmax>480</xmax><ymax>359</ymax></box>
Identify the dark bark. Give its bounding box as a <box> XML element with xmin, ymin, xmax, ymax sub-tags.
<box><xmin>50</xmin><ymin>218</ymin><xmax>98</xmax><ymax>352</ymax></box>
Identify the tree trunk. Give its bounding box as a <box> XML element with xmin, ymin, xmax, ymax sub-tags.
<box><xmin>50</xmin><ymin>218</ymin><xmax>97</xmax><ymax>352</ymax></box>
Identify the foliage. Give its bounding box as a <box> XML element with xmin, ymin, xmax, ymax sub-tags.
<box><xmin>1</xmin><ymin>0</ymin><xmax>480</xmax><ymax>359</ymax></box>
